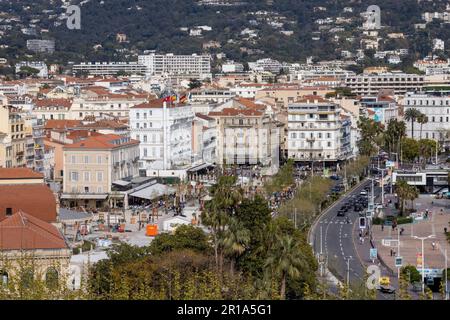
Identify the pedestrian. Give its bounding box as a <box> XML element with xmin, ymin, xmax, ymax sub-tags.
<box><xmin>381</xmin><ymin>224</ymin><xmax>384</xmax><ymax>231</ymax></box>
<box><xmin>359</xmin><ymin>236</ymin><xmax>363</xmax><ymax>244</ymax></box>
<box><xmin>431</xmin><ymin>242</ymin><xmax>436</xmax><ymax>250</ymax></box>
<box><xmin>400</xmin><ymin>228</ymin><xmax>404</xmax><ymax>235</ymax></box>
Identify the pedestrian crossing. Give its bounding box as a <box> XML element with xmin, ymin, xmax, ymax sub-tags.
<box><xmin>319</xmin><ymin>220</ymin><xmax>346</xmax><ymax>224</ymax></box>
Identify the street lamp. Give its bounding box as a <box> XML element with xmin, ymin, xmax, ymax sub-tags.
<box><xmin>412</xmin><ymin>234</ymin><xmax>435</xmax><ymax>295</ymax></box>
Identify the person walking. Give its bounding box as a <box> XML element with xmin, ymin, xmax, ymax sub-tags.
<box><xmin>381</xmin><ymin>224</ymin><xmax>384</xmax><ymax>231</ymax></box>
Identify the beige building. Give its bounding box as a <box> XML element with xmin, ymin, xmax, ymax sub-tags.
<box><xmin>61</xmin><ymin>133</ymin><xmax>139</xmax><ymax>209</ymax></box>
<box><xmin>209</xmin><ymin>104</ymin><xmax>281</xmax><ymax>174</ymax></box>
<box><xmin>0</xmin><ymin>105</ymin><xmax>27</xmax><ymax>168</ymax></box>
<box><xmin>255</xmin><ymin>86</ymin><xmax>334</xmax><ymax>109</ymax></box>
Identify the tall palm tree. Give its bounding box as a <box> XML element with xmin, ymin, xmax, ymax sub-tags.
<box><xmin>395</xmin><ymin>180</ymin><xmax>409</xmax><ymax>215</ymax></box>
<box><xmin>222</xmin><ymin>217</ymin><xmax>250</xmax><ymax>276</ymax></box>
<box><xmin>201</xmin><ymin>176</ymin><xmax>243</xmax><ymax>274</ymax></box>
<box><xmin>417</xmin><ymin>113</ymin><xmax>428</xmax><ymax>140</ymax></box>
<box><xmin>404</xmin><ymin>108</ymin><xmax>421</xmax><ymax>139</ymax></box>
<box><xmin>407</xmin><ymin>186</ymin><xmax>419</xmax><ymax>211</ymax></box>
<box><xmin>264</xmin><ymin>235</ymin><xmax>306</xmax><ymax>299</ymax></box>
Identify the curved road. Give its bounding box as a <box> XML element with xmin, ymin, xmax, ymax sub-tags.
<box><xmin>310</xmin><ymin>179</ymin><xmax>395</xmax><ymax>299</ymax></box>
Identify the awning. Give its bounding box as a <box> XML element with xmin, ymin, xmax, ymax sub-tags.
<box><xmin>60</xmin><ymin>193</ymin><xmax>108</xmax><ymax>200</ymax></box>
<box><xmin>187</xmin><ymin>163</ymin><xmax>214</xmax><ymax>172</ymax></box>
<box><xmin>129</xmin><ymin>184</ymin><xmax>175</xmax><ymax>200</ymax></box>
<box><xmin>112</xmin><ymin>180</ymin><xmax>132</xmax><ymax>187</ymax></box>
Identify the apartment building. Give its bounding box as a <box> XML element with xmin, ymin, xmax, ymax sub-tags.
<box><xmin>287</xmin><ymin>96</ymin><xmax>352</xmax><ymax>163</ymax></box>
<box><xmin>15</xmin><ymin>61</ymin><xmax>48</xmax><ymax>78</ymax></box>
<box><xmin>137</xmin><ymin>53</ymin><xmax>212</xmax><ymax>79</ymax></box>
<box><xmin>345</xmin><ymin>73</ymin><xmax>425</xmax><ymax>95</ymax></box>
<box><xmin>192</xmin><ymin>113</ymin><xmax>217</xmax><ymax>164</ymax></box>
<box><xmin>32</xmin><ymin>98</ymin><xmax>72</xmax><ymax>120</ymax></box>
<box><xmin>72</xmin><ymin>62</ymin><xmax>147</xmax><ymax>76</ymax></box>
<box><xmin>129</xmin><ymin>99</ymin><xmax>194</xmax><ymax>174</ymax></box>
<box><xmin>68</xmin><ymin>86</ymin><xmax>149</xmax><ymax>120</ymax></box>
<box><xmin>0</xmin><ymin>106</ymin><xmax>26</xmax><ymax>168</ymax></box>
<box><xmin>403</xmin><ymin>91</ymin><xmax>450</xmax><ymax>147</ymax></box>
<box><xmin>189</xmin><ymin>89</ymin><xmax>236</xmax><ymax>103</ymax></box>
<box><xmin>255</xmin><ymin>85</ymin><xmax>334</xmax><ymax>109</ymax></box>
<box><xmin>26</xmin><ymin>39</ymin><xmax>55</xmax><ymax>53</ymax></box>
<box><xmin>359</xmin><ymin>96</ymin><xmax>399</xmax><ymax>125</ymax></box>
<box><xmin>62</xmin><ymin>134</ymin><xmax>140</xmax><ymax>208</ymax></box>
<box><xmin>208</xmin><ymin>106</ymin><xmax>280</xmax><ymax>173</ymax></box>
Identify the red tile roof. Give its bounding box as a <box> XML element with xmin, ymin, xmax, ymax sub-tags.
<box><xmin>0</xmin><ymin>184</ymin><xmax>57</xmax><ymax>223</ymax></box>
<box><xmin>0</xmin><ymin>168</ymin><xmax>43</xmax><ymax>180</ymax></box>
<box><xmin>33</xmin><ymin>98</ymin><xmax>72</xmax><ymax>109</ymax></box>
<box><xmin>0</xmin><ymin>211</ymin><xmax>67</xmax><ymax>250</ymax></box>
<box><xmin>44</xmin><ymin>120</ymin><xmax>83</xmax><ymax>130</ymax></box>
<box><xmin>64</xmin><ymin>133</ymin><xmax>139</xmax><ymax>150</ymax></box>
<box><xmin>195</xmin><ymin>113</ymin><xmax>215</xmax><ymax>121</ymax></box>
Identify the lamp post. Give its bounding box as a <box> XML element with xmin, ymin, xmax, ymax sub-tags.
<box><xmin>413</xmin><ymin>234</ymin><xmax>435</xmax><ymax>295</ymax></box>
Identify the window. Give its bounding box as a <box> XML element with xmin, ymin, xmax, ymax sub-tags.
<box><xmin>84</xmin><ymin>156</ymin><xmax>89</xmax><ymax>164</ymax></box>
<box><xmin>97</xmin><ymin>186</ymin><xmax>103</xmax><ymax>193</ymax></box>
<box><xmin>71</xmin><ymin>171</ymin><xmax>79</xmax><ymax>182</ymax></box>
<box><xmin>84</xmin><ymin>187</ymin><xmax>89</xmax><ymax>193</ymax></box>
<box><xmin>327</xmin><ymin>133</ymin><xmax>331</xmax><ymax>138</ymax></box>
<box><xmin>143</xmin><ymin>123</ymin><xmax>147</xmax><ymax>129</ymax></box>
<box><xmin>84</xmin><ymin>172</ymin><xmax>90</xmax><ymax>181</ymax></box>
<box><xmin>327</xmin><ymin>142</ymin><xmax>331</xmax><ymax>147</ymax></box>
<box><xmin>0</xmin><ymin>271</ymin><xmax>8</xmax><ymax>287</ymax></box>
<box><xmin>5</xmin><ymin>208</ymin><xmax>12</xmax><ymax>216</ymax></box>
<box><xmin>45</xmin><ymin>268</ymin><xmax>59</xmax><ymax>290</ymax></box>
<box><xmin>97</xmin><ymin>171</ymin><xmax>103</xmax><ymax>182</ymax></box>
<box><xmin>143</xmin><ymin>135</ymin><xmax>147</xmax><ymax>142</ymax></box>
<box><xmin>144</xmin><ymin>148</ymin><xmax>147</xmax><ymax>157</ymax></box>
<box><xmin>144</xmin><ymin>113</ymin><xmax>147</xmax><ymax>119</ymax></box>
<box><xmin>97</xmin><ymin>155</ymin><xmax>102</xmax><ymax>164</ymax></box>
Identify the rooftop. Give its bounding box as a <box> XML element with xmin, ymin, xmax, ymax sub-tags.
<box><xmin>0</xmin><ymin>211</ymin><xmax>67</xmax><ymax>251</ymax></box>
<box><xmin>0</xmin><ymin>168</ymin><xmax>44</xmax><ymax>180</ymax></box>
<box><xmin>64</xmin><ymin>133</ymin><xmax>139</xmax><ymax>150</ymax></box>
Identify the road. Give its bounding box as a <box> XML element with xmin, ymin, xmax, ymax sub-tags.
<box><xmin>310</xmin><ymin>179</ymin><xmax>396</xmax><ymax>299</ymax></box>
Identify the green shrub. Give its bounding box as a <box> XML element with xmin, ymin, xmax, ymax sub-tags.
<box><xmin>401</xmin><ymin>265</ymin><xmax>422</xmax><ymax>283</ymax></box>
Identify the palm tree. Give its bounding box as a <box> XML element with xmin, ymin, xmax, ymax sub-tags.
<box><xmin>222</xmin><ymin>217</ymin><xmax>250</xmax><ymax>276</ymax></box>
<box><xmin>407</xmin><ymin>186</ymin><xmax>419</xmax><ymax>211</ymax></box>
<box><xmin>404</xmin><ymin>108</ymin><xmax>421</xmax><ymax>139</ymax></box>
<box><xmin>264</xmin><ymin>235</ymin><xmax>306</xmax><ymax>299</ymax></box>
<box><xmin>417</xmin><ymin>113</ymin><xmax>428</xmax><ymax>140</ymax></box>
<box><xmin>201</xmin><ymin>176</ymin><xmax>243</xmax><ymax>274</ymax></box>
<box><xmin>395</xmin><ymin>180</ymin><xmax>409</xmax><ymax>215</ymax></box>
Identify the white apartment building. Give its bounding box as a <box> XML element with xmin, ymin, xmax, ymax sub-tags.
<box><xmin>403</xmin><ymin>92</ymin><xmax>450</xmax><ymax>147</ymax></box>
<box><xmin>345</xmin><ymin>73</ymin><xmax>425</xmax><ymax>96</ymax></box>
<box><xmin>69</xmin><ymin>88</ymin><xmax>149</xmax><ymax>120</ymax></box>
<box><xmin>192</xmin><ymin>113</ymin><xmax>217</xmax><ymax>164</ymax></box>
<box><xmin>249</xmin><ymin>58</ymin><xmax>282</xmax><ymax>74</ymax></box>
<box><xmin>129</xmin><ymin>99</ymin><xmax>195</xmax><ymax>173</ymax></box>
<box><xmin>137</xmin><ymin>53</ymin><xmax>212</xmax><ymax>79</ymax></box>
<box><xmin>26</xmin><ymin>39</ymin><xmax>55</xmax><ymax>53</ymax></box>
<box><xmin>222</xmin><ymin>61</ymin><xmax>244</xmax><ymax>73</ymax></box>
<box><xmin>32</xmin><ymin>98</ymin><xmax>72</xmax><ymax>120</ymax></box>
<box><xmin>72</xmin><ymin>62</ymin><xmax>147</xmax><ymax>76</ymax></box>
<box><xmin>189</xmin><ymin>89</ymin><xmax>235</xmax><ymax>103</ymax></box>
<box><xmin>287</xmin><ymin>96</ymin><xmax>352</xmax><ymax>163</ymax></box>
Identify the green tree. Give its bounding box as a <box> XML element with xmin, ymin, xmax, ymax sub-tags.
<box><xmin>222</xmin><ymin>217</ymin><xmax>250</xmax><ymax>275</ymax></box>
<box><xmin>357</xmin><ymin>117</ymin><xmax>384</xmax><ymax>156</ymax></box>
<box><xmin>149</xmin><ymin>225</ymin><xmax>210</xmax><ymax>255</ymax></box>
<box><xmin>404</xmin><ymin>108</ymin><xmax>422</xmax><ymax>138</ymax></box>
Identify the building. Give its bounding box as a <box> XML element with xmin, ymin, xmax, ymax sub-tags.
<box><xmin>287</xmin><ymin>96</ymin><xmax>351</xmax><ymax>164</ymax></box>
<box><xmin>32</xmin><ymin>98</ymin><xmax>72</xmax><ymax>121</ymax></box>
<box><xmin>249</xmin><ymin>58</ymin><xmax>282</xmax><ymax>74</ymax></box>
<box><xmin>189</xmin><ymin>88</ymin><xmax>235</xmax><ymax>103</ymax></box>
<box><xmin>403</xmin><ymin>91</ymin><xmax>450</xmax><ymax>147</ymax></box>
<box><xmin>137</xmin><ymin>53</ymin><xmax>212</xmax><ymax>80</ymax></box>
<box><xmin>192</xmin><ymin>113</ymin><xmax>217</xmax><ymax>164</ymax></box>
<box><xmin>0</xmin><ymin>168</ymin><xmax>57</xmax><ymax>223</ymax></box>
<box><xmin>26</xmin><ymin>39</ymin><xmax>55</xmax><ymax>53</ymax></box>
<box><xmin>345</xmin><ymin>73</ymin><xmax>425</xmax><ymax>96</ymax></box>
<box><xmin>359</xmin><ymin>96</ymin><xmax>399</xmax><ymax>125</ymax></box>
<box><xmin>0</xmin><ymin>105</ymin><xmax>26</xmax><ymax>168</ymax></box>
<box><xmin>433</xmin><ymin>38</ymin><xmax>445</xmax><ymax>51</ymax></box>
<box><xmin>0</xmin><ymin>211</ymin><xmax>71</xmax><ymax>288</ymax></box>
<box><xmin>208</xmin><ymin>103</ymin><xmax>280</xmax><ymax>173</ymax></box>
<box><xmin>222</xmin><ymin>61</ymin><xmax>245</xmax><ymax>73</ymax></box>
<box><xmin>72</xmin><ymin>62</ymin><xmax>147</xmax><ymax>76</ymax></box>
<box><xmin>68</xmin><ymin>86</ymin><xmax>150</xmax><ymax>120</ymax></box>
<box><xmin>15</xmin><ymin>61</ymin><xmax>48</xmax><ymax>78</ymax></box>
<box><xmin>61</xmin><ymin>134</ymin><xmax>140</xmax><ymax>208</ymax></box>
<box><xmin>129</xmin><ymin>99</ymin><xmax>194</xmax><ymax>174</ymax></box>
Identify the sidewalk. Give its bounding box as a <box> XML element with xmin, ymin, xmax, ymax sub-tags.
<box><xmin>372</xmin><ymin>195</ymin><xmax>450</xmax><ymax>273</ymax></box>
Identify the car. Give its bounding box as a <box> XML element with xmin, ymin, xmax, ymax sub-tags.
<box><xmin>360</xmin><ymin>191</ymin><xmax>368</xmax><ymax>196</ymax></box>
<box><xmin>379</xmin><ymin>285</ymin><xmax>396</xmax><ymax>294</ymax></box>
<box><xmin>337</xmin><ymin>210</ymin><xmax>346</xmax><ymax>217</ymax></box>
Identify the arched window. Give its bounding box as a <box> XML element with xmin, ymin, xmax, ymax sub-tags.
<box><xmin>0</xmin><ymin>270</ymin><xmax>8</xmax><ymax>287</ymax></box>
<box><xmin>20</xmin><ymin>268</ymin><xmax>34</xmax><ymax>289</ymax></box>
<box><xmin>45</xmin><ymin>267</ymin><xmax>59</xmax><ymax>289</ymax></box>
